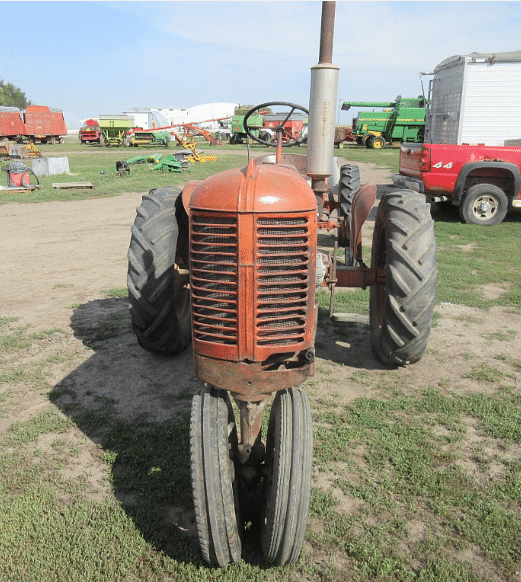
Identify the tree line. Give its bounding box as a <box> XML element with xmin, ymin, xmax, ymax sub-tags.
<box><xmin>0</xmin><ymin>80</ymin><xmax>32</xmax><ymax>109</ymax></box>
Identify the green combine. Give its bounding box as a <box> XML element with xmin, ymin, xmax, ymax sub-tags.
<box><xmin>342</xmin><ymin>96</ymin><xmax>426</xmax><ymax>148</ymax></box>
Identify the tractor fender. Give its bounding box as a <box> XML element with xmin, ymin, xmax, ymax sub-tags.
<box><xmin>350</xmin><ymin>183</ymin><xmax>377</xmax><ymax>263</ymax></box>
<box><xmin>182</xmin><ymin>180</ymin><xmax>202</xmax><ymax>214</ymax></box>
<box><xmin>453</xmin><ymin>161</ymin><xmax>521</xmax><ymax>204</ymax></box>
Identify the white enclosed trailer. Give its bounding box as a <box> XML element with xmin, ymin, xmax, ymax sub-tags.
<box><xmin>425</xmin><ymin>50</ymin><xmax>521</xmax><ymax>146</ymax></box>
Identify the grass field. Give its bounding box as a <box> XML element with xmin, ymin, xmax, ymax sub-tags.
<box><xmin>1</xmin><ymin>138</ymin><xmax>520</xmax><ymax>581</ymax></box>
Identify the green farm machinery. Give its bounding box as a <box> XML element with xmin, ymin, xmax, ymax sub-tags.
<box><xmin>342</xmin><ymin>96</ymin><xmax>426</xmax><ymax>148</ymax></box>
<box><xmin>98</xmin><ymin>115</ymin><xmax>134</xmax><ymax>147</ymax></box>
<box><xmin>230</xmin><ymin>104</ymin><xmax>268</xmax><ymax>144</ymax></box>
<box><xmin>125</xmin><ymin>129</ymin><xmax>170</xmax><ymax>148</ymax></box>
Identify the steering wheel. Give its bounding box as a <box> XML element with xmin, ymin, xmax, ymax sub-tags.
<box><xmin>243</xmin><ymin>101</ymin><xmax>309</xmax><ymax>147</ymax></box>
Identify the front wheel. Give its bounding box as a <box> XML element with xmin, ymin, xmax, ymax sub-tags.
<box><xmin>370</xmin><ymin>190</ymin><xmax>436</xmax><ymax>365</ymax></box>
<box><xmin>372</xmin><ymin>136</ymin><xmax>385</xmax><ymax>149</ymax></box>
<box><xmin>459</xmin><ymin>183</ymin><xmax>508</xmax><ymax>225</ymax></box>
<box><xmin>261</xmin><ymin>389</ymin><xmax>313</xmax><ymax>566</ymax></box>
<box><xmin>190</xmin><ymin>387</ymin><xmax>242</xmax><ymax>567</ymax></box>
<box><xmin>127</xmin><ymin>186</ymin><xmax>191</xmax><ymax>355</ymax></box>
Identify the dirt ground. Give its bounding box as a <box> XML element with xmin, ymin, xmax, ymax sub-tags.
<box><xmin>1</xmin><ymin>156</ymin><xmax>520</xmax><ymax>537</ymax></box>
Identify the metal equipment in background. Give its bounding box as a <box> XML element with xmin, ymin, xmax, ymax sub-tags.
<box><xmin>98</xmin><ymin>115</ymin><xmax>134</xmax><ymax>147</ymax></box>
<box><xmin>5</xmin><ymin>160</ymin><xmax>41</xmax><ymax>189</ymax></box>
<box><xmin>342</xmin><ymin>96</ymin><xmax>427</xmax><ymax>148</ymax></box>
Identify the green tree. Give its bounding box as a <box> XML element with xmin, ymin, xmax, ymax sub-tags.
<box><xmin>0</xmin><ymin>80</ymin><xmax>32</xmax><ymax>109</ymax></box>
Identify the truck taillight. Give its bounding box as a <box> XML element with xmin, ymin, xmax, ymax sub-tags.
<box><xmin>420</xmin><ymin>147</ymin><xmax>431</xmax><ymax>172</ymax></box>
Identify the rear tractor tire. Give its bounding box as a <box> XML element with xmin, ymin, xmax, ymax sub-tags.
<box><xmin>337</xmin><ymin>164</ymin><xmax>361</xmax><ymax>266</ymax></box>
<box><xmin>370</xmin><ymin>190</ymin><xmax>436</xmax><ymax>365</ymax></box>
<box><xmin>127</xmin><ymin>186</ymin><xmax>191</xmax><ymax>355</ymax></box>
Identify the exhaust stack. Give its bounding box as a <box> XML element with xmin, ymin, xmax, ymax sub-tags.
<box><xmin>306</xmin><ymin>1</ymin><xmax>339</xmax><ymax>183</ymax></box>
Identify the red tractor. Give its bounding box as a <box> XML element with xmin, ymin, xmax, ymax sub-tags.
<box><xmin>127</xmin><ymin>1</ymin><xmax>436</xmax><ymax>568</ymax></box>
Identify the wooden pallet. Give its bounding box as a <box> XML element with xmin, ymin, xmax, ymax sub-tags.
<box><xmin>52</xmin><ymin>182</ymin><xmax>94</xmax><ymax>189</ymax></box>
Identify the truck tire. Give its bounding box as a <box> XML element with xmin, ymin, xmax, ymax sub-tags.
<box><xmin>459</xmin><ymin>183</ymin><xmax>508</xmax><ymax>226</ymax></box>
<box><xmin>127</xmin><ymin>187</ymin><xmax>191</xmax><ymax>355</ymax></box>
<box><xmin>365</xmin><ymin>135</ymin><xmax>374</xmax><ymax>149</ymax></box>
<box><xmin>337</xmin><ymin>164</ymin><xmax>361</xmax><ymax>266</ymax></box>
<box><xmin>370</xmin><ymin>190</ymin><xmax>436</xmax><ymax>365</ymax></box>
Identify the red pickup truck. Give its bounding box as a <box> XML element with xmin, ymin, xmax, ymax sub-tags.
<box><xmin>392</xmin><ymin>142</ymin><xmax>521</xmax><ymax>225</ymax></box>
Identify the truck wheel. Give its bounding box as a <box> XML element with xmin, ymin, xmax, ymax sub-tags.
<box><xmin>337</xmin><ymin>164</ymin><xmax>361</xmax><ymax>266</ymax></box>
<box><xmin>127</xmin><ymin>186</ymin><xmax>191</xmax><ymax>355</ymax></box>
<box><xmin>459</xmin><ymin>184</ymin><xmax>508</xmax><ymax>226</ymax></box>
<box><xmin>365</xmin><ymin>135</ymin><xmax>374</xmax><ymax>149</ymax></box>
<box><xmin>372</xmin><ymin>136</ymin><xmax>385</xmax><ymax>149</ymax></box>
<box><xmin>191</xmin><ymin>387</ymin><xmax>242</xmax><ymax>567</ymax></box>
<box><xmin>370</xmin><ymin>190</ymin><xmax>436</xmax><ymax>365</ymax></box>
<box><xmin>261</xmin><ymin>388</ymin><xmax>313</xmax><ymax>566</ymax></box>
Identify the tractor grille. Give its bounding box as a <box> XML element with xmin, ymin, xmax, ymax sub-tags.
<box><xmin>190</xmin><ymin>213</ymin><xmax>238</xmax><ymax>345</ymax></box>
<box><xmin>256</xmin><ymin>217</ymin><xmax>310</xmax><ymax>347</ymax></box>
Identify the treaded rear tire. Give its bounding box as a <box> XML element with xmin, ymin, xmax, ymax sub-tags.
<box><xmin>127</xmin><ymin>186</ymin><xmax>191</xmax><ymax>355</ymax></box>
<box><xmin>370</xmin><ymin>190</ymin><xmax>436</xmax><ymax>365</ymax></box>
<box><xmin>337</xmin><ymin>164</ymin><xmax>361</xmax><ymax>265</ymax></box>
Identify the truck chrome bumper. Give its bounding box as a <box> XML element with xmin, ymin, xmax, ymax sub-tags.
<box><xmin>392</xmin><ymin>173</ymin><xmax>424</xmax><ymax>193</ymax></box>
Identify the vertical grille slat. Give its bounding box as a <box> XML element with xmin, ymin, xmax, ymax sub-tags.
<box><xmin>255</xmin><ymin>216</ymin><xmax>311</xmax><ymax>347</ymax></box>
<box><xmin>190</xmin><ymin>213</ymin><xmax>238</xmax><ymax>345</ymax></box>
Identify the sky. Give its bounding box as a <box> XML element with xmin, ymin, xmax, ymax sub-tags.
<box><xmin>1</xmin><ymin>1</ymin><xmax>520</xmax><ymax>124</ymax></box>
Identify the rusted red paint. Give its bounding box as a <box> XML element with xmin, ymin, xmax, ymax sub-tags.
<box><xmin>350</xmin><ymin>183</ymin><xmax>377</xmax><ymax>263</ymax></box>
<box><xmin>188</xmin><ymin>158</ymin><xmax>318</xmax><ymax>398</ymax></box>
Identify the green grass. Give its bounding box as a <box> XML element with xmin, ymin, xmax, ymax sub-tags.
<box><xmin>0</xmin><ymin>137</ymin><xmax>302</xmax><ymax>204</ymax></box>
<box><xmin>3</xmin><ymin>316</ymin><xmax>519</xmax><ymax>581</ymax></box>
<box><xmin>335</xmin><ymin>142</ymin><xmax>401</xmax><ymax>172</ymax></box>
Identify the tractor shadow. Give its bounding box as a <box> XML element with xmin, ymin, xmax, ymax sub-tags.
<box><xmin>50</xmin><ymin>297</ymin><xmax>274</xmax><ymax>567</ymax></box>
<box><xmin>50</xmin><ymin>297</ymin><xmax>207</xmax><ymax>564</ymax></box>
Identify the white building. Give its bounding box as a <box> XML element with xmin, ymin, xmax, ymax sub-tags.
<box><xmin>122</xmin><ymin>107</ymin><xmax>171</xmax><ymax>130</ymax></box>
<box><xmin>150</xmin><ymin>102</ymin><xmax>238</xmax><ymax>129</ymax></box>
